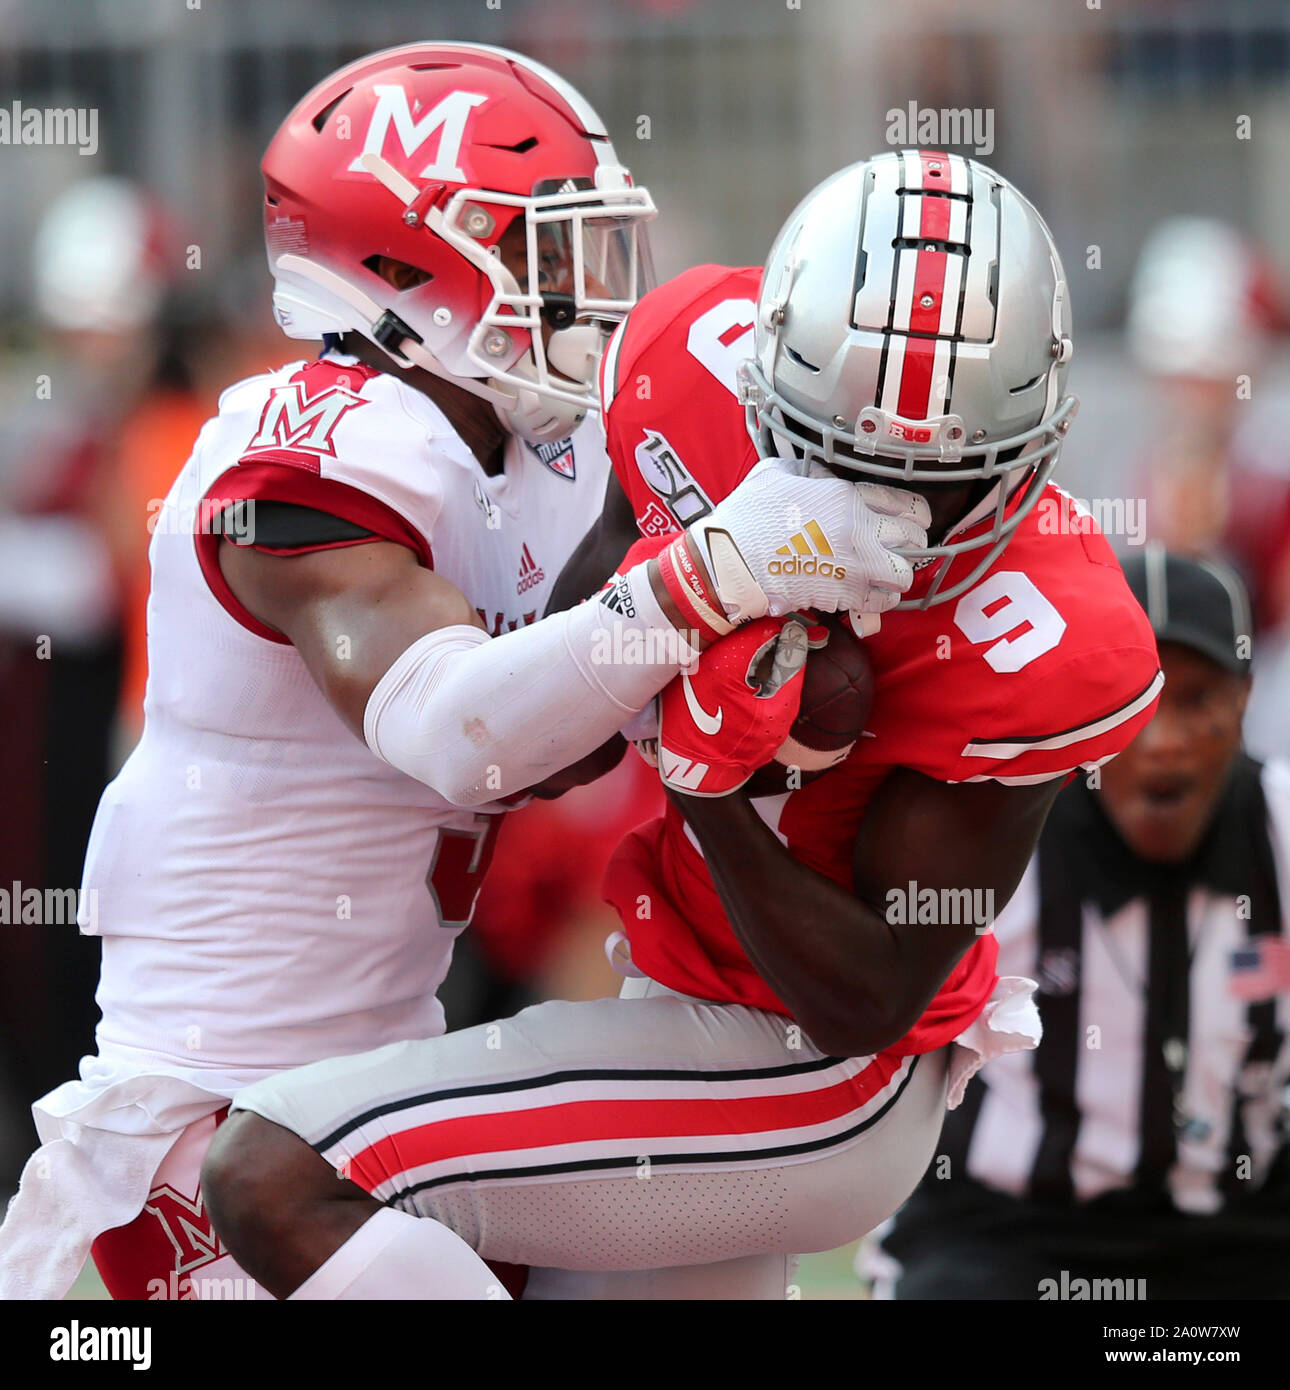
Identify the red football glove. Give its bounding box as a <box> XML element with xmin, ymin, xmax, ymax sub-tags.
<box><xmin>650</xmin><ymin>615</ymin><xmax>810</xmax><ymax>795</ymax></box>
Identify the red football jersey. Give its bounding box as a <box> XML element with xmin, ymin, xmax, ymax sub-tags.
<box><xmin>600</xmin><ymin>265</ymin><xmax>1163</xmax><ymax>1056</ymax></box>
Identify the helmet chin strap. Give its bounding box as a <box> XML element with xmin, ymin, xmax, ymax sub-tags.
<box><xmin>490</xmin><ymin>372</ymin><xmax>587</xmax><ymax>445</ymax></box>
<box><xmin>491</xmin><ymin>389</ymin><xmax>576</xmax><ymax>446</ymax></box>
<box><xmin>546</xmin><ymin>322</ymin><xmax>603</xmax><ymax>381</ymax></box>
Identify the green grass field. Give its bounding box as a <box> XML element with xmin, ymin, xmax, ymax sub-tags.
<box><xmin>66</xmin><ymin>1244</ymin><xmax>866</xmax><ymax>1300</ymax></box>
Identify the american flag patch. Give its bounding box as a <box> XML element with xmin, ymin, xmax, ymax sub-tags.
<box><xmin>1228</xmin><ymin>935</ymin><xmax>1290</xmax><ymax>1002</ymax></box>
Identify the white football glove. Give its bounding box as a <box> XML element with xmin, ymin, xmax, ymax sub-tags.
<box><xmin>681</xmin><ymin>457</ymin><xmax>929</xmax><ymax>625</ymax></box>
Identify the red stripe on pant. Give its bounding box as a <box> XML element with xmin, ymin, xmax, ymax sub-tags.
<box><xmin>345</xmin><ymin>1053</ymin><xmax>902</xmax><ymax>1193</ymax></box>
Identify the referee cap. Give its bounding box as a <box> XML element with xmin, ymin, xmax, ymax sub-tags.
<box><xmin>1121</xmin><ymin>544</ymin><xmax>1252</xmax><ymax>675</ymax></box>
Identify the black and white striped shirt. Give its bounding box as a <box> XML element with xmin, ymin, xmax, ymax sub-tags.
<box><xmin>947</xmin><ymin>755</ymin><xmax>1290</xmax><ymax>1214</ymax></box>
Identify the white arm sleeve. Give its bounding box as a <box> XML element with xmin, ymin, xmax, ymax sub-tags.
<box><xmin>363</xmin><ymin>564</ymin><xmax>694</xmax><ymax>806</ymax></box>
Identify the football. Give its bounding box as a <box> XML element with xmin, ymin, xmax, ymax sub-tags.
<box><xmin>744</xmin><ymin>612</ymin><xmax>876</xmax><ymax>798</ymax></box>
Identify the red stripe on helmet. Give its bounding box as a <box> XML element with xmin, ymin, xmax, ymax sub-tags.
<box><xmin>919</xmin><ymin>192</ymin><xmax>952</xmax><ymax>242</ymax></box>
<box><xmin>895</xmin><ymin>336</ymin><xmax>937</xmax><ymax>419</ymax></box>
<box><xmin>908</xmin><ymin>247</ymin><xmax>948</xmax><ymax>335</ymax></box>
<box><xmin>918</xmin><ymin>150</ymin><xmax>953</xmax><ymax>191</ymax></box>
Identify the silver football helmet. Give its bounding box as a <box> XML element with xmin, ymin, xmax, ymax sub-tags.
<box><xmin>739</xmin><ymin>150</ymin><xmax>1076</xmax><ymax>608</ymax></box>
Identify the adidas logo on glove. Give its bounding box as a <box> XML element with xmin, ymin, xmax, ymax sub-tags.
<box><xmin>766</xmin><ymin>520</ymin><xmax>847</xmax><ymax>580</ymax></box>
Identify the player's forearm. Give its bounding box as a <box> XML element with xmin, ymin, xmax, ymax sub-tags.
<box><xmin>524</xmin><ymin>734</ymin><xmax>627</xmax><ymax>799</ymax></box>
<box><xmin>669</xmin><ymin>788</ymin><xmax>922</xmax><ymax>1057</ymax></box>
<box><xmin>365</xmin><ymin>562</ymin><xmax>699</xmax><ymax>806</ymax></box>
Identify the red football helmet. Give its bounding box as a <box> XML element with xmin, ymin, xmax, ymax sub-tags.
<box><xmin>262</xmin><ymin>42</ymin><xmax>656</xmax><ymax>442</ymax></box>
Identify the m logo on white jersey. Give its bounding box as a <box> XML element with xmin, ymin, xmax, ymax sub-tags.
<box><xmin>245</xmin><ymin>382</ymin><xmax>367</xmax><ymax>459</ymax></box>
<box><xmin>348</xmin><ymin>86</ymin><xmax>488</xmax><ymax>180</ymax></box>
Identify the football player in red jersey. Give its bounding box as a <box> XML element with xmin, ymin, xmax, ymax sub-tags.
<box><xmin>203</xmin><ymin>152</ymin><xmax>1160</xmax><ymax>1301</ymax></box>
<box><xmin>592</xmin><ymin>151</ymin><xmax>1162</xmax><ymax>1067</ymax></box>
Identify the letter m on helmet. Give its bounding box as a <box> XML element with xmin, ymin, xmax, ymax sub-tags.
<box><xmin>245</xmin><ymin>382</ymin><xmax>367</xmax><ymax>460</ymax></box>
<box><xmin>347</xmin><ymin>85</ymin><xmax>488</xmax><ymax>180</ymax></box>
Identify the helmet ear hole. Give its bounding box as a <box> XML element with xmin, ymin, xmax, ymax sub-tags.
<box><xmin>361</xmin><ymin>255</ymin><xmax>433</xmax><ymax>292</ymax></box>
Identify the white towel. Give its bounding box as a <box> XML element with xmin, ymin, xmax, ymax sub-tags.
<box><xmin>945</xmin><ymin>974</ymin><xmax>1042</xmax><ymax>1110</ymax></box>
<box><xmin>0</xmin><ymin>1058</ymin><xmax>234</xmax><ymax>1300</ymax></box>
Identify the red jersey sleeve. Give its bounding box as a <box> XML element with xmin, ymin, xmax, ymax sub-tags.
<box><xmin>601</xmin><ymin>264</ymin><xmax>763</xmax><ymax>539</ymax></box>
<box><xmin>944</xmin><ymin>496</ymin><xmax>1163</xmax><ymax>784</ymax></box>
<box><xmin>857</xmin><ymin>487</ymin><xmax>1163</xmax><ymax>787</ymax></box>
<box><xmin>951</xmin><ymin>642</ymin><xmax>1163</xmax><ymax>785</ymax></box>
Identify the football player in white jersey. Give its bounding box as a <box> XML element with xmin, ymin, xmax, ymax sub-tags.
<box><xmin>0</xmin><ymin>43</ymin><xmax>918</xmax><ymax>1301</ymax></box>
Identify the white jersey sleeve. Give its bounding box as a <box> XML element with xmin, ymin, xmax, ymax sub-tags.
<box><xmin>192</xmin><ymin>356</ymin><xmax>448</xmax><ymax>615</ymax></box>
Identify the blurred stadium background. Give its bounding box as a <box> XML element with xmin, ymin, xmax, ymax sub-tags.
<box><xmin>4</xmin><ymin>0</ymin><xmax>1290</xmax><ymax>1299</ymax></box>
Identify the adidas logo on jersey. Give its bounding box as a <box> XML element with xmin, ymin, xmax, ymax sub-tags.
<box><xmin>767</xmin><ymin>520</ymin><xmax>847</xmax><ymax>579</ymax></box>
<box><xmin>517</xmin><ymin>543</ymin><xmax>546</xmax><ymax>595</ymax></box>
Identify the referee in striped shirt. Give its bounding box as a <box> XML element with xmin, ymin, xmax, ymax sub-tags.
<box><xmin>879</xmin><ymin>547</ymin><xmax>1290</xmax><ymax>1300</ymax></box>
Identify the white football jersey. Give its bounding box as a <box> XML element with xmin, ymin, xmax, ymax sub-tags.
<box><xmin>81</xmin><ymin>351</ymin><xmax>609</xmax><ymax>1079</ymax></box>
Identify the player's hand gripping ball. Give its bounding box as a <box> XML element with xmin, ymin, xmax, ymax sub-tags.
<box><xmin>741</xmin><ymin>611</ymin><xmax>876</xmax><ymax>798</ymax></box>
<box><xmin>637</xmin><ymin>611</ymin><xmax>875</xmax><ymax>797</ymax></box>
<box><xmin>645</xmin><ymin>614</ymin><xmax>810</xmax><ymax>796</ymax></box>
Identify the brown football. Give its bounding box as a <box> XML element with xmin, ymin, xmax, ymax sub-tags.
<box><xmin>744</xmin><ymin>612</ymin><xmax>876</xmax><ymax>799</ymax></box>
